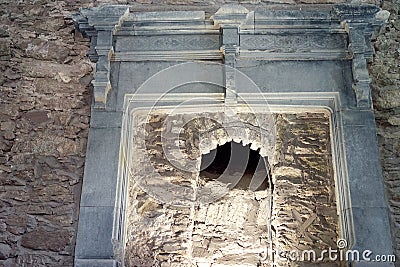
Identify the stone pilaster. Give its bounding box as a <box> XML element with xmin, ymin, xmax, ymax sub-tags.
<box><xmin>73</xmin><ymin>6</ymin><xmax>129</xmax><ymax>109</ymax></box>
<box><xmin>335</xmin><ymin>4</ymin><xmax>390</xmax><ymax>109</ymax></box>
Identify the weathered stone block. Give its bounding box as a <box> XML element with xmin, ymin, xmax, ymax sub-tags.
<box><xmin>24</xmin><ymin>39</ymin><xmax>70</xmax><ymax>63</ymax></box>
<box><xmin>23</xmin><ymin>110</ymin><xmax>50</xmax><ymax>124</ymax></box>
<box><xmin>0</xmin><ymin>39</ymin><xmax>10</xmax><ymax>61</ymax></box>
<box><xmin>21</xmin><ymin>228</ymin><xmax>69</xmax><ymax>252</ymax></box>
<box><xmin>0</xmin><ymin>121</ymin><xmax>15</xmax><ymax>131</ymax></box>
<box><xmin>0</xmin><ymin>243</ymin><xmax>11</xmax><ymax>260</ymax></box>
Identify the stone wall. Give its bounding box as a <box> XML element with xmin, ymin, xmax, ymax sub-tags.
<box><xmin>369</xmin><ymin>0</ymin><xmax>400</xmax><ymax>265</ymax></box>
<box><xmin>272</xmin><ymin>113</ymin><xmax>339</xmax><ymax>267</ymax></box>
<box><xmin>125</xmin><ymin>112</ymin><xmax>338</xmax><ymax>266</ymax></box>
<box><xmin>0</xmin><ymin>1</ymin><xmax>94</xmax><ymax>266</ymax></box>
<box><xmin>0</xmin><ymin>0</ymin><xmax>398</xmax><ymax>266</ymax></box>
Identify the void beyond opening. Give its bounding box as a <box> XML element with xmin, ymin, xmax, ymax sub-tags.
<box><xmin>199</xmin><ymin>141</ymin><xmax>270</xmax><ymax>191</ymax></box>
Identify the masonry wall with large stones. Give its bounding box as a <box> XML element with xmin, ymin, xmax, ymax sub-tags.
<box><xmin>125</xmin><ymin>111</ymin><xmax>338</xmax><ymax>266</ymax></box>
<box><xmin>370</xmin><ymin>0</ymin><xmax>400</xmax><ymax>264</ymax></box>
<box><xmin>0</xmin><ymin>0</ymin><xmax>399</xmax><ymax>266</ymax></box>
<box><xmin>0</xmin><ymin>1</ymin><xmax>93</xmax><ymax>266</ymax></box>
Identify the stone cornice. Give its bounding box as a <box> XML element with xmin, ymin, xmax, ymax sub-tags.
<box><xmin>334</xmin><ymin>4</ymin><xmax>389</xmax><ymax>108</ymax></box>
<box><xmin>73</xmin><ymin>6</ymin><xmax>129</xmax><ymax>109</ymax></box>
<box><xmin>73</xmin><ymin>4</ymin><xmax>388</xmax><ymax>110</ymax></box>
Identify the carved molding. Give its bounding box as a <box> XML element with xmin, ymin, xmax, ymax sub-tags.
<box><xmin>115</xmin><ymin>35</ymin><xmax>220</xmax><ymax>52</ymax></box>
<box><xmin>335</xmin><ymin>4</ymin><xmax>390</xmax><ymax>108</ymax></box>
<box><xmin>240</xmin><ymin>34</ymin><xmax>348</xmax><ymax>51</ymax></box>
<box><xmin>73</xmin><ymin>5</ymin><xmax>129</xmax><ymax>109</ymax></box>
<box><xmin>73</xmin><ymin>4</ymin><xmax>388</xmax><ymax>110</ymax></box>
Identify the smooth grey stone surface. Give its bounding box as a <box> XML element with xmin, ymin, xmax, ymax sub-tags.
<box><xmin>236</xmin><ymin>60</ymin><xmax>351</xmax><ymax>93</ymax></box>
<box><xmin>90</xmin><ymin>111</ymin><xmax>123</xmax><ymax>128</ymax></box>
<box><xmin>80</xmin><ymin>127</ymin><xmax>121</xmax><ymax>207</ymax></box>
<box><xmin>350</xmin><ymin>207</ymin><xmax>394</xmax><ymax>258</ymax></box>
<box><xmin>132</xmin><ymin>10</ymin><xmax>205</xmax><ymax>22</ymax></box>
<box><xmin>342</xmin><ymin>125</ymin><xmax>387</xmax><ymax>208</ymax></box>
<box><xmin>116</xmin><ymin>61</ymin><xmax>225</xmax><ymax>111</ymax></box>
<box><xmin>75</xmin><ymin>259</ymin><xmax>118</xmax><ymax>267</ymax></box>
<box><xmin>254</xmin><ymin>9</ymin><xmax>333</xmax><ymax>20</ymax></box>
<box><xmin>75</xmin><ymin>206</ymin><xmax>115</xmax><ymax>259</ymax></box>
<box><xmin>340</xmin><ymin>109</ymin><xmax>377</xmax><ymax>128</ymax></box>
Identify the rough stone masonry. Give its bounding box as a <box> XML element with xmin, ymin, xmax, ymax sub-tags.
<box><xmin>125</xmin><ymin>112</ymin><xmax>338</xmax><ymax>266</ymax></box>
<box><xmin>0</xmin><ymin>0</ymin><xmax>399</xmax><ymax>267</ymax></box>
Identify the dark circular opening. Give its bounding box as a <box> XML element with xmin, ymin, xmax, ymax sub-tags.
<box><xmin>199</xmin><ymin>142</ymin><xmax>269</xmax><ymax>191</ymax></box>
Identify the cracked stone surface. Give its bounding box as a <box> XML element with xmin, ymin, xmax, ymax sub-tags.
<box><xmin>125</xmin><ymin>112</ymin><xmax>339</xmax><ymax>266</ymax></box>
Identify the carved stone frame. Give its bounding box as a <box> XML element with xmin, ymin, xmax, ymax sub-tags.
<box><xmin>73</xmin><ymin>4</ymin><xmax>394</xmax><ymax>267</ymax></box>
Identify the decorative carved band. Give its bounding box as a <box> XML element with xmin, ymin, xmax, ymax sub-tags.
<box><xmin>112</xmin><ymin>51</ymin><xmax>222</xmax><ymax>62</ymax></box>
<box><xmin>240</xmin><ymin>34</ymin><xmax>348</xmax><ymax>51</ymax></box>
<box><xmin>115</xmin><ymin>35</ymin><xmax>220</xmax><ymax>52</ymax></box>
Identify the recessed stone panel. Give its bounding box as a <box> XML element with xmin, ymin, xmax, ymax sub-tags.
<box><xmin>125</xmin><ymin>111</ymin><xmax>339</xmax><ymax>266</ymax></box>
